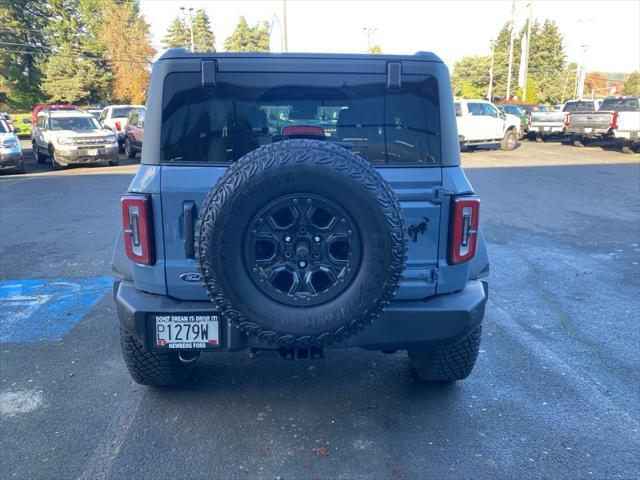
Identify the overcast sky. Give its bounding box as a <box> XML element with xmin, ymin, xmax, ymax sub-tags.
<box><xmin>139</xmin><ymin>0</ymin><xmax>640</xmax><ymax>74</ymax></box>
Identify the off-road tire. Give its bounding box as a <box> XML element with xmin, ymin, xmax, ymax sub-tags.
<box><xmin>196</xmin><ymin>139</ymin><xmax>406</xmax><ymax>347</ymax></box>
<box><xmin>108</xmin><ymin>158</ymin><xmax>120</xmax><ymax>166</ymax></box>
<box><xmin>500</xmin><ymin>129</ymin><xmax>517</xmax><ymax>151</ymax></box>
<box><xmin>408</xmin><ymin>326</ymin><xmax>482</xmax><ymax>382</ymax></box>
<box><xmin>120</xmin><ymin>326</ymin><xmax>194</xmax><ymax>386</ymax></box>
<box><xmin>49</xmin><ymin>146</ymin><xmax>60</xmax><ymax>170</ymax></box>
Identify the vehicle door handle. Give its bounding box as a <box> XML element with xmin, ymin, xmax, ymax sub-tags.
<box><xmin>183</xmin><ymin>201</ymin><xmax>196</xmax><ymax>258</ymax></box>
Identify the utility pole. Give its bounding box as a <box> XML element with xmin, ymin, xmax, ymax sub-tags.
<box><xmin>282</xmin><ymin>0</ymin><xmax>288</xmax><ymax>52</ymax></box>
<box><xmin>578</xmin><ymin>44</ymin><xmax>588</xmax><ymax>99</ymax></box>
<box><xmin>521</xmin><ymin>2</ymin><xmax>533</xmax><ymax>102</ymax></box>
<box><xmin>505</xmin><ymin>0</ymin><xmax>516</xmax><ymax>100</ymax></box>
<box><xmin>488</xmin><ymin>40</ymin><xmax>495</xmax><ymax>101</ymax></box>
<box><xmin>363</xmin><ymin>27</ymin><xmax>377</xmax><ymax>52</ymax></box>
<box><xmin>180</xmin><ymin>6</ymin><xmax>195</xmax><ymax>52</ymax></box>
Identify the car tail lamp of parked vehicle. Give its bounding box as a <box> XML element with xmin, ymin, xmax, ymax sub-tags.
<box><xmin>115</xmin><ymin>121</ymin><xmax>122</xmax><ymax>132</ymax></box>
<box><xmin>564</xmin><ymin>114</ymin><xmax>571</xmax><ymax>127</ymax></box>
<box><xmin>609</xmin><ymin>112</ymin><xmax>619</xmax><ymax>130</ymax></box>
<box><xmin>122</xmin><ymin>195</ymin><xmax>155</xmax><ymax>265</ymax></box>
<box><xmin>449</xmin><ymin>196</ymin><xmax>480</xmax><ymax>264</ymax></box>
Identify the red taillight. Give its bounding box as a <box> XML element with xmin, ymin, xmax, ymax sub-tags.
<box><xmin>448</xmin><ymin>196</ymin><xmax>480</xmax><ymax>264</ymax></box>
<box><xmin>609</xmin><ymin>112</ymin><xmax>619</xmax><ymax>129</ymax></box>
<box><xmin>564</xmin><ymin>114</ymin><xmax>571</xmax><ymax>127</ymax></box>
<box><xmin>121</xmin><ymin>195</ymin><xmax>155</xmax><ymax>265</ymax></box>
<box><xmin>115</xmin><ymin>121</ymin><xmax>122</xmax><ymax>131</ymax></box>
<box><xmin>281</xmin><ymin>125</ymin><xmax>325</xmax><ymax>137</ymax></box>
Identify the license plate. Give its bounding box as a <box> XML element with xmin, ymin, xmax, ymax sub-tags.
<box><xmin>153</xmin><ymin>313</ymin><xmax>220</xmax><ymax>349</ymax></box>
<box><xmin>81</xmin><ymin>149</ymin><xmax>100</xmax><ymax>156</ymax></box>
<box><xmin>584</xmin><ymin>128</ymin><xmax>592</xmax><ymax>133</ymax></box>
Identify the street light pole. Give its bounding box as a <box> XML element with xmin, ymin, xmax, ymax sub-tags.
<box><xmin>282</xmin><ymin>0</ymin><xmax>288</xmax><ymax>52</ymax></box>
<box><xmin>578</xmin><ymin>44</ymin><xmax>588</xmax><ymax>100</ymax></box>
<box><xmin>180</xmin><ymin>6</ymin><xmax>195</xmax><ymax>52</ymax></box>
<box><xmin>522</xmin><ymin>2</ymin><xmax>533</xmax><ymax>102</ymax></box>
<box><xmin>505</xmin><ymin>0</ymin><xmax>516</xmax><ymax>100</ymax></box>
<box><xmin>363</xmin><ymin>27</ymin><xmax>377</xmax><ymax>52</ymax></box>
<box><xmin>488</xmin><ymin>40</ymin><xmax>495</xmax><ymax>101</ymax></box>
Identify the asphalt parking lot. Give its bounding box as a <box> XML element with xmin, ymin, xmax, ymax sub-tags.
<box><xmin>1</xmin><ymin>140</ymin><xmax>639</xmax><ymax>480</ymax></box>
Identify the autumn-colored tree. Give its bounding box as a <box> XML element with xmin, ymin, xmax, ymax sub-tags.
<box><xmin>368</xmin><ymin>45</ymin><xmax>382</xmax><ymax>54</ymax></box>
<box><xmin>97</xmin><ymin>0</ymin><xmax>155</xmax><ymax>104</ymax></box>
<box><xmin>623</xmin><ymin>71</ymin><xmax>640</xmax><ymax>96</ymax></box>
<box><xmin>584</xmin><ymin>71</ymin><xmax>608</xmax><ymax>98</ymax></box>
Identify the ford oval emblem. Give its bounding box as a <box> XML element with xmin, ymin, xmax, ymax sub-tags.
<box><xmin>180</xmin><ymin>272</ymin><xmax>202</xmax><ymax>283</ymax></box>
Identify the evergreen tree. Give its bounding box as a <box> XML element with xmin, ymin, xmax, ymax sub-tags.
<box><xmin>622</xmin><ymin>71</ymin><xmax>640</xmax><ymax>96</ymax></box>
<box><xmin>162</xmin><ymin>17</ymin><xmax>190</xmax><ymax>50</ymax></box>
<box><xmin>224</xmin><ymin>16</ymin><xmax>270</xmax><ymax>52</ymax></box>
<box><xmin>0</xmin><ymin>0</ymin><xmax>48</xmax><ymax>108</ymax></box>
<box><xmin>451</xmin><ymin>55</ymin><xmax>491</xmax><ymax>99</ymax></box>
<box><xmin>526</xmin><ymin>20</ymin><xmax>565</xmax><ymax>103</ymax></box>
<box><xmin>191</xmin><ymin>9</ymin><xmax>216</xmax><ymax>52</ymax></box>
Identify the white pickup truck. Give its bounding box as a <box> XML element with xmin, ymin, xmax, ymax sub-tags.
<box><xmin>528</xmin><ymin>99</ymin><xmax>601</xmax><ymax>142</ymax></box>
<box><xmin>455</xmin><ymin>99</ymin><xmax>521</xmax><ymax>151</ymax></box>
<box><xmin>565</xmin><ymin>96</ymin><xmax>640</xmax><ymax>153</ymax></box>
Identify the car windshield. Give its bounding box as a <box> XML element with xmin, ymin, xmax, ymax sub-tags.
<box><xmin>162</xmin><ymin>72</ymin><xmax>441</xmax><ymax>164</ymax></box>
<box><xmin>50</xmin><ymin>116</ymin><xmax>100</xmax><ymax>131</ymax></box>
<box><xmin>112</xmin><ymin>107</ymin><xmax>138</xmax><ymax>118</ymax></box>
<box><xmin>599</xmin><ymin>97</ymin><xmax>639</xmax><ymax>112</ymax></box>
<box><xmin>0</xmin><ymin>120</ymin><xmax>9</xmax><ymax>133</ymax></box>
<box><xmin>535</xmin><ymin>105</ymin><xmax>548</xmax><ymax>112</ymax></box>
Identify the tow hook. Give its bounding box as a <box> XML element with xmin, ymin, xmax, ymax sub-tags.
<box><xmin>278</xmin><ymin>347</ymin><xmax>324</xmax><ymax>360</ymax></box>
<box><xmin>178</xmin><ymin>351</ymin><xmax>200</xmax><ymax>364</ymax></box>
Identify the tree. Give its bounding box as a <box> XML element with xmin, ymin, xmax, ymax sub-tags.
<box><xmin>224</xmin><ymin>16</ymin><xmax>270</xmax><ymax>52</ymax></box>
<box><xmin>622</xmin><ymin>71</ymin><xmax>640</xmax><ymax>96</ymax></box>
<box><xmin>516</xmin><ymin>76</ymin><xmax>539</xmax><ymax>104</ymax></box>
<box><xmin>162</xmin><ymin>17</ymin><xmax>190</xmax><ymax>50</ymax></box>
<box><xmin>0</xmin><ymin>0</ymin><xmax>48</xmax><ymax>108</ymax></box>
<box><xmin>526</xmin><ymin>20</ymin><xmax>565</xmax><ymax>103</ymax></box>
<box><xmin>451</xmin><ymin>55</ymin><xmax>490</xmax><ymax>98</ymax></box>
<box><xmin>97</xmin><ymin>0</ymin><xmax>155</xmax><ymax>104</ymax></box>
<box><xmin>368</xmin><ymin>45</ymin><xmax>382</xmax><ymax>54</ymax></box>
<box><xmin>191</xmin><ymin>9</ymin><xmax>215</xmax><ymax>52</ymax></box>
<box><xmin>40</xmin><ymin>0</ymin><xmax>112</xmax><ymax>104</ymax></box>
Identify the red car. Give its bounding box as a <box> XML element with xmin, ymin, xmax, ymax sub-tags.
<box><xmin>31</xmin><ymin>104</ymin><xmax>79</xmax><ymax>124</ymax></box>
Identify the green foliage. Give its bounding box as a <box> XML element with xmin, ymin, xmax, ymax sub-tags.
<box><xmin>162</xmin><ymin>18</ymin><xmax>190</xmax><ymax>50</ymax></box>
<box><xmin>0</xmin><ymin>0</ymin><xmax>48</xmax><ymax>109</ymax></box>
<box><xmin>223</xmin><ymin>16</ymin><xmax>270</xmax><ymax>52</ymax></box>
<box><xmin>368</xmin><ymin>45</ymin><xmax>382</xmax><ymax>54</ymax></box>
<box><xmin>623</xmin><ymin>71</ymin><xmax>640</xmax><ymax>95</ymax></box>
<box><xmin>451</xmin><ymin>55</ymin><xmax>490</xmax><ymax>99</ymax></box>
<box><xmin>162</xmin><ymin>10</ymin><xmax>216</xmax><ymax>52</ymax></box>
<box><xmin>191</xmin><ymin>10</ymin><xmax>216</xmax><ymax>52</ymax></box>
<box><xmin>516</xmin><ymin>77</ymin><xmax>539</xmax><ymax>104</ymax></box>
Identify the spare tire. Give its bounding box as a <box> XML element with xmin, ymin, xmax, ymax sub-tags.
<box><xmin>195</xmin><ymin>139</ymin><xmax>406</xmax><ymax>346</ymax></box>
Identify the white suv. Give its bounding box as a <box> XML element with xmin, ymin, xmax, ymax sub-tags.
<box><xmin>455</xmin><ymin>99</ymin><xmax>521</xmax><ymax>151</ymax></box>
<box><xmin>99</xmin><ymin>105</ymin><xmax>145</xmax><ymax>148</ymax></box>
<box><xmin>32</xmin><ymin>111</ymin><xmax>119</xmax><ymax>169</ymax></box>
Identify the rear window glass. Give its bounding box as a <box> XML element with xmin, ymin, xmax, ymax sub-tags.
<box><xmin>599</xmin><ymin>97</ymin><xmax>639</xmax><ymax>112</ymax></box>
<box><xmin>161</xmin><ymin>72</ymin><xmax>441</xmax><ymax>165</ymax></box>
<box><xmin>112</xmin><ymin>107</ymin><xmax>138</xmax><ymax>118</ymax></box>
<box><xmin>563</xmin><ymin>101</ymin><xmax>596</xmax><ymax>112</ymax></box>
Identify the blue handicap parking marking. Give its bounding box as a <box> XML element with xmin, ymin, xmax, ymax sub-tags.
<box><xmin>0</xmin><ymin>276</ymin><xmax>112</xmax><ymax>343</ymax></box>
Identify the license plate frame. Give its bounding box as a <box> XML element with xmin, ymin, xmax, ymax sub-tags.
<box><xmin>80</xmin><ymin>148</ymin><xmax>101</xmax><ymax>156</ymax></box>
<box><xmin>151</xmin><ymin>313</ymin><xmax>220</xmax><ymax>350</ymax></box>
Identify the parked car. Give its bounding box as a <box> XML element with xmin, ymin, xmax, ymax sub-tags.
<box><xmin>0</xmin><ymin>117</ymin><xmax>24</xmax><ymax>173</ymax></box>
<box><xmin>112</xmin><ymin>49</ymin><xmax>489</xmax><ymax>386</ymax></box>
<box><xmin>520</xmin><ymin>104</ymin><xmax>548</xmax><ymax>116</ymax></box>
<box><xmin>1</xmin><ymin>112</ymin><xmax>15</xmax><ymax>131</ymax></box>
<box><xmin>99</xmin><ymin>105</ymin><xmax>144</xmax><ymax>148</ymax></box>
<box><xmin>565</xmin><ymin>96</ymin><xmax>640</xmax><ymax>153</ymax></box>
<box><xmin>528</xmin><ymin>99</ymin><xmax>601</xmax><ymax>142</ymax></box>
<box><xmin>31</xmin><ymin>110</ymin><xmax>119</xmax><ymax>169</ymax></box>
<box><xmin>455</xmin><ymin>99</ymin><xmax>521</xmax><ymax>150</ymax></box>
<box><xmin>87</xmin><ymin>109</ymin><xmax>103</xmax><ymax>120</ymax></box>
<box><xmin>30</xmin><ymin>104</ymin><xmax>79</xmax><ymax>125</ymax></box>
<box><xmin>498</xmin><ymin>104</ymin><xmax>528</xmax><ymax>138</ymax></box>
<box><xmin>123</xmin><ymin>108</ymin><xmax>145</xmax><ymax>159</ymax></box>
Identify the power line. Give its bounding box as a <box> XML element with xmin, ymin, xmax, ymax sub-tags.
<box><xmin>1</xmin><ymin>50</ymin><xmax>151</xmax><ymax>64</ymax></box>
<box><xmin>0</xmin><ymin>42</ymin><xmax>153</xmax><ymax>61</ymax></box>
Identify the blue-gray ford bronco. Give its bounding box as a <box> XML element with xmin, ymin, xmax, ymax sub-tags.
<box><xmin>112</xmin><ymin>50</ymin><xmax>489</xmax><ymax>386</ymax></box>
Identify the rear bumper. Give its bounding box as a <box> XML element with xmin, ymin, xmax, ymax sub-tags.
<box><xmin>529</xmin><ymin>124</ymin><xmax>564</xmax><ymax>134</ymax></box>
<box><xmin>114</xmin><ymin>280</ymin><xmax>488</xmax><ymax>351</ymax></box>
<box><xmin>566</xmin><ymin>126</ymin><xmax>611</xmax><ymax>137</ymax></box>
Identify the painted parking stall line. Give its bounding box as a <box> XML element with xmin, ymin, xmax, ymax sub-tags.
<box><xmin>0</xmin><ymin>277</ymin><xmax>112</xmax><ymax>343</ymax></box>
